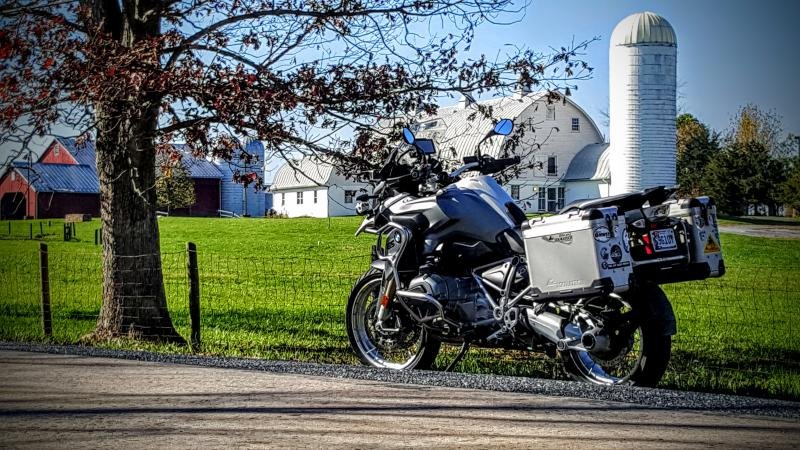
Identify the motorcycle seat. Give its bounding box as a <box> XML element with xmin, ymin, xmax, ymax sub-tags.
<box><xmin>559</xmin><ymin>186</ymin><xmax>673</xmax><ymax>215</ymax></box>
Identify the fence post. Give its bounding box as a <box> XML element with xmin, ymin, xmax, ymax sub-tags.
<box><xmin>39</xmin><ymin>242</ymin><xmax>52</xmax><ymax>338</ymax></box>
<box><xmin>29</xmin><ymin>223</ymin><xmax>33</xmax><ymax>240</ymax></box>
<box><xmin>187</xmin><ymin>241</ymin><xmax>200</xmax><ymax>351</ymax></box>
<box><xmin>39</xmin><ymin>221</ymin><xmax>43</xmax><ymax>237</ymax></box>
<box><xmin>94</xmin><ymin>229</ymin><xmax>99</xmax><ymax>245</ymax></box>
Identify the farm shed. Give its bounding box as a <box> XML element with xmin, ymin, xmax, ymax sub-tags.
<box><xmin>1</xmin><ymin>136</ymin><xmax>270</xmax><ymax>219</ymax></box>
<box><xmin>270</xmin><ymin>158</ymin><xmax>368</xmax><ymax>218</ymax></box>
<box><xmin>0</xmin><ymin>137</ymin><xmax>100</xmax><ymax>219</ymax></box>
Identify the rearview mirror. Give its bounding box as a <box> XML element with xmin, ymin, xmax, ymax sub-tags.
<box><xmin>494</xmin><ymin>119</ymin><xmax>513</xmax><ymax>136</ymax></box>
<box><xmin>402</xmin><ymin>127</ymin><xmax>415</xmax><ymax>145</ymax></box>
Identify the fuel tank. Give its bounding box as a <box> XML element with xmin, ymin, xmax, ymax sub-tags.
<box><xmin>385</xmin><ymin>176</ymin><xmax>521</xmax><ymax>257</ymax></box>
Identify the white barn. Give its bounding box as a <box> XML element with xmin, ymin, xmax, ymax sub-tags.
<box><xmin>269</xmin><ymin>158</ymin><xmax>368</xmax><ymax>218</ymax></box>
<box><xmin>270</xmin><ymin>11</ymin><xmax>677</xmax><ymax>218</ymax></box>
<box><xmin>411</xmin><ymin>91</ymin><xmax>609</xmax><ymax>213</ymax></box>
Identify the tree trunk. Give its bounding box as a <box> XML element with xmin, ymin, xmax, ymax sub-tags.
<box><xmin>89</xmin><ymin>104</ymin><xmax>184</xmax><ymax>344</ymax></box>
<box><xmin>86</xmin><ymin>0</ymin><xmax>183</xmax><ymax>344</ymax></box>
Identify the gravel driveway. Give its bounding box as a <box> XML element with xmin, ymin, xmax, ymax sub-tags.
<box><xmin>1</xmin><ymin>349</ymin><xmax>798</xmax><ymax>448</ymax></box>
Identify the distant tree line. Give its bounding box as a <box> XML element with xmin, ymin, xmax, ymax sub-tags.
<box><xmin>676</xmin><ymin>104</ymin><xmax>800</xmax><ymax>216</ymax></box>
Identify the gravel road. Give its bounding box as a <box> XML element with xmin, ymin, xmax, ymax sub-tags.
<box><xmin>1</xmin><ymin>345</ymin><xmax>799</xmax><ymax>448</ymax></box>
<box><xmin>719</xmin><ymin>225</ymin><xmax>800</xmax><ymax>239</ymax></box>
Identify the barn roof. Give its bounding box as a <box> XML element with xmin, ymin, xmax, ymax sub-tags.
<box><xmin>168</xmin><ymin>144</ymin><xmax>223</xmax><ymax>179</ymax></box>
<box><xmin>411</xmin><ymin>91</ymin><xmax>602</xmax><ymax>164</ymax></box>
<box><xmin>270</xmin><ymin>158</ymin><xmax>335</xmax><ymax>190</ymax></box>
<box><xmin>54</xmin><ymin>136</ymin><xmax>96</xmax><ymax>169</ymax></box>
<box><xmin>12</xmin><ymin>162</ymin><xmax>99</xmax><ymax>194</ymax></box>
<box><xmin>562</xmin><ymin>143</ymin><xmax>611</xmax><ymax>181</ymax></box>
<box><xmin>412</xmin><ymin>93</ymin><xmax>541</xmax><ymax>163</ymax></box>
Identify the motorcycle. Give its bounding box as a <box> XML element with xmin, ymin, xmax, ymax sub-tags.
<box><xmin>345</xmin><ymin>119</ymin><xmax>683</xmax><ymax>387</ymax></box>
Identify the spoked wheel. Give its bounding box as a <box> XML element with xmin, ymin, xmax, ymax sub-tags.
<box><xmin>561</xmin><ymin>285</ymin><xmax>673</xmax><ymax>387</ymax></box>
<box><xmin>346</xmin><ymin>271</ymin><xmax>440</xmax><ymax>370</ymax></box>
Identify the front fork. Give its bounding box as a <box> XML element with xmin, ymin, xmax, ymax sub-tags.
<box><xmin>376</xmin><ymin>274</ymin><xmax>396</xmax><ymax>323</ymax></box>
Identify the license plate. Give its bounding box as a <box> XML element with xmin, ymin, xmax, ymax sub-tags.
<box><xmin>651</xmin><ymin>229</ymin><xmax>677</xmax><ymax>252</ymax></box>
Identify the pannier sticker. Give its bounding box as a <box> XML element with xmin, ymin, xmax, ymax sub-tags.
<box><xmin>542</xmin><ymin>232</ymin><xmax>573</xmax><ymax>244</ymax></box>
<box><xmin>593</xmin><ymin>226</ymin><xmax>612</xmax><ymax>243</ymax></box>
<box><xmin>600</xmin><ymin>247</ymin><xmax>609</xmax><ymax>260</ymax></box>
<box><xmin>610</xmin><ymin>245</ymin><xmax>623</xmax><ymax>263</ymax></box>
<box><xmin>694</xmin><ymin>214</ymin><xmax>705</xmax><ymax>227</ymax></box>
<box><xmin>601</xmin><ymin>261</ymin><xmax>631</xmax><ymax>270</ymax></box>
<box><xmin>699</xmin><ymin>230</ymin><xmax>707</xmax><ymax>242</ymax></box>
<box><xmin>622</xmin><ymin>236</ymin><xmax>630</xmax><ymax>253</ymax></box>
<box><xmin>704</xmin><ymin>235</ymin><xmax>721</xmax><ymax>254</ymax></box>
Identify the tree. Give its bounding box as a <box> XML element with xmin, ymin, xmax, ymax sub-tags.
<box><xmin>777</xmin><ymin>158</ymin><xmax>800</xmax><ymax>215</ymax></box>
<box><xmin>727</xmin><ymin>104</ymin><xmax>783</xmax><ymax>154</ymax></box>
<box><xmin>675</xmin><ymin>113</ymin><xmax>718</xmax><ymax>197</ymax></box>
<box><xmin>704</xmin><ymin>141</ymin><xmax>786</xmax><ymax>215</ymax></box>
<box><xmin>0</xmin><ymin>1</ymin><xmax>592</xmax><ymax>342</ymax></box>
<box><xmin>155</xmin><ymin>154</ymin><xmax>196</xmax><ymax>212</ymax></box>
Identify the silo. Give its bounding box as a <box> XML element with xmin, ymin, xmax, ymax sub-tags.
<box><xmin>609</xmin><ymin>12</ymin><xmax>677</xmax><ymax>195</ymax></box>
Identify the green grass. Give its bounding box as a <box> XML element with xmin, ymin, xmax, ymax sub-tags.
<box><xmin>1</xmin><ymin>216</ymin><xmax>799</xmax><ymax>400</ymax></box>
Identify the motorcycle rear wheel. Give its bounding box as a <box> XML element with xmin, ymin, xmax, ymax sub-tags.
<box><xmin>561</xmin><ymin>285</ymin><xmax>672</xmax><ymax>387</ymax></box>
<box><xmin>346</xmin><ymin>271</ymin><xmax>441</xmax><ymax>370</ymax></box>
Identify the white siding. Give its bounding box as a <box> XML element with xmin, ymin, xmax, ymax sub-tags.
<box><xmin>327</xmin><ymin>184</ymin><xmax>366</xmax><ymax>217</ymax></box>
<box><xmin>508</xmin><ymin>98</ymin><xmax>604</xmax><ymax>212</ymax></box>
<box><xmin>274</xmin><ymin>187</ymin><xmax>329</xmax><ymax>218</ymax></box>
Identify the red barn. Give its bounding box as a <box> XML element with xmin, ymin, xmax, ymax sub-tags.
<box><xmin>0</xmin><ymin>137</ymin><xmax>224</xmax><ymax>219</ymax></box>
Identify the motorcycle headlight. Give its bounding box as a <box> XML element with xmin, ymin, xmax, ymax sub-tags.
<box><xmin>355</xmin><ymin>200</ymin><xmax>371</xmax><ymax>215</ymax></box>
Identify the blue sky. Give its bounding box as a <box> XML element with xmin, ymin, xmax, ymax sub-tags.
<box><xmin>461</xmin><ymin>0</ymin><xmax>800</xmax><ymax>139</ymax></box>
<box><xmin>3</xmin><ymin>0</ymin><xmax>798</xmax><ymax>165</ymax></box>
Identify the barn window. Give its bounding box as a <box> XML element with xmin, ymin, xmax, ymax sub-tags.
<box><xmin>281</xmin><ymin>193</ymin><xmax>285</xmax><ymax>206</ymax></box>
<box><xmin>510</xmin><ymin>185</ymin><xmax>520</xmax><ymax>200</ymax></box>
<box><xmin>344</xmin><ymin>190</ymin><xmax>355</xmax><ymax>204</ymax></box>
<box><xmin>53</xmin><ymin>146</ymin><xmax>60</xmax><ymax>156</ymax></box>
<box><xmin>297</xmin><ymin>191</ymin><xmax>303</xmax><ymax>205</ymax></box>
<box><xmin>557</xmin><ymin>187</ymin><xmax>565</xmax><ymax>210</ymax></box>
<box><xmin>546</xmin><ymin>105</ymin><xmax>555</xmax><ymax>120</ymax></box>
<box><xmin>547</xmin><ymin>156</ymin><xmax>557</xmax><ymax>176</ymax></box>
<box><xmin>313</xmin><ymin>190</ymin><xmax>318</xmax><ymax>204</ymax></box>
<box><xmin>10</xmin><ymin>171</ymin><xmax>15</xmax><ymax>181</ymax></box>
<box><xmin>571</xmin><ymin>117</ymin><xmax>580</xmax><ymax>132</ymax></box>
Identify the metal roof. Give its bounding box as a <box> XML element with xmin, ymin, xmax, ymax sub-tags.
<box><xmin>611</xmin><ymin>12</ymin><xmax>677</xmax><ymax>46</ymax></box>
<box><xmin>55</xmin><ymin>136</ymin><xmax>96</xmax><ymax>169</ymax></box>
<box><xmin>270</xmin><ymin>158</ymin><xmax>334</xmax><ymax>190</ymax></box>
<box><xmin>562</xmin><ymin>143</ymin><xmax>611</xmax><ymax>181</ymax></box>
<box><xmin>164</xmin><ymin>144</ymin><xmax>223</xmax><ymax>179</ymax></box>
<box><xmin>13</xmin><ymin>162</ymin><xmax>99</xmax><ymax>194</ymax></box>
<box><xmin>413</xmin><ymin>93</ymin><xmax>544</xmax><ymax>164</ymax></box>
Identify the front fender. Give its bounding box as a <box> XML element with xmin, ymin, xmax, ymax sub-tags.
<box><xmin>370</xmin><ymin>259</ymin><xmax>388</xmax><ymax>272</ymax></box>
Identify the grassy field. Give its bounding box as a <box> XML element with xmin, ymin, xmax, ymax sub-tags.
<box><xmin>0</xmin><ymin>216</ymin><xmax>798</xmax><ymax>400</ymax></box>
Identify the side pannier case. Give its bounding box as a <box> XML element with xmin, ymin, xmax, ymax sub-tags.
<box><xmin>522</xmin><ymin>206</ymin><xmax>633</xmax><ymax>299</ymax></box>
<box><xmin>667</xmin><ymin>196</ymin><xmax>725</xmax><ymax>278</ymax></box>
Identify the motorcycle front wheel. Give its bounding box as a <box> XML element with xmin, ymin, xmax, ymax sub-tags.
<box><xmin>561</xmin><ymin>284</ymin><xmax>673</xmax><ymax>387</ymax></box>
<box><xmin>346</xmin><ymin>271</ymin><xmax>440</xmax><ymax>370</ymax></box>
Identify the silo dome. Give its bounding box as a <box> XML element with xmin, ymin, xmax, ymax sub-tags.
<box><xmin>611</xmin><ymin>12</ymin><xmax>677</xmax><ymax>46</ymax></box>
<box><xmin>608</xmin><ymin>11</ymin><xmax>677</xmax><ymax>195</ymax></box>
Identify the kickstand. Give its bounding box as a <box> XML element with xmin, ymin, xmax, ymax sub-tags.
<box><xmin>444</xmin><ymin>341</ymin><xmax>470</xmax><ymax>372</ymax></box>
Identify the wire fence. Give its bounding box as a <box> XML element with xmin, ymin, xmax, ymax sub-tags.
<box><xmin>0</xmin><ymin>243</ymin><xmax>798</xmax><ymax>399</ymax></box>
